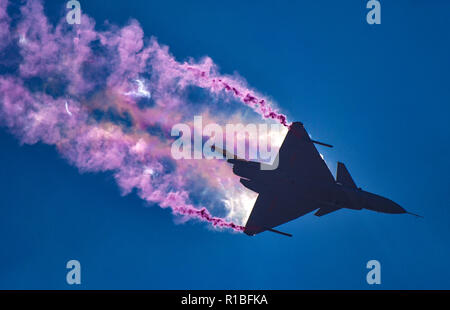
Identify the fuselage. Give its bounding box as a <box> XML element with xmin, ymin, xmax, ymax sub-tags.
<box><xmin>287</xmin><ymin>177</ymin><xmax>406</xmax><ymax>215</ymax></box>
<box><xmin>242</xmin><ymin>174</ymin><xmax>407</xmax><ymax>219</ymax></box>
<box><xmin>330</xmin><ymin>183</ymin><xmax>406</xmax><ymax>214</ymax></box>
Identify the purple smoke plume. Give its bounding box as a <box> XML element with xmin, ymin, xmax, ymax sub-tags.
<box><xmin>0</xmin><ymin>0</ymin><xmax>289</xmax><ymax>232</ymax></box>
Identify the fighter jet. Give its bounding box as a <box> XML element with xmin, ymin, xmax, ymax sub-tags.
<box><xmin>221</xmin><ymin>122</ymin><xmax>421</xmax><ymax>237</ymax></box>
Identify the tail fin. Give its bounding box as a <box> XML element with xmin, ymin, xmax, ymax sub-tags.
<box><xmin>336</xmin><ymin>162</ymin><xmax>357</xmax><ymax>188</ymax></box>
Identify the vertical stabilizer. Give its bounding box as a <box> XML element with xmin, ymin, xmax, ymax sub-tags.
<box><xmin>336</xmin><ymin>162</ymin><xmax>357</xmax><ymax>188</ymax></box>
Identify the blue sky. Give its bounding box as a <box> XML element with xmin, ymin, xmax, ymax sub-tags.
<box><xmin>0</xmin><ymin>0</ymin><xmax>449</xmax><ymax>289</ymax></box>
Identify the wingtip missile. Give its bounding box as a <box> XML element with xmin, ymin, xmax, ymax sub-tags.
<box><xmin>311</xmin><ymin>139</ymin><xmax>333</xmax><ymax>148</ymax></box>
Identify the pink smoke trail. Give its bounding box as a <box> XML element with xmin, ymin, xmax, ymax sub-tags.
<box><xmin>0</xmin><ymin>0</ymin><xmax>10</xmax><ymax>49</ymax></box>
<box><xmin>181</xmin><ymin>65</ymin><xmax>290</xmax><ymax>127</ymax></box>
<box><xmin>0</xmin><ymin>0</ymin><xmax>287</xmax><ymax>232</ymax></box>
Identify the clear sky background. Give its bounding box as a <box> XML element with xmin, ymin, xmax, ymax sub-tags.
<box><xmin>0</xmin><ymin>0</ymin><xmax>449</xmax><ymax>289</ymax></box>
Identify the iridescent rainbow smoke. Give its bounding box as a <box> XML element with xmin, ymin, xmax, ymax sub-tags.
<box><xmin>0</xmin><ymin>0</ymin><xmax>289</xmax><ymax>232</ymax></box>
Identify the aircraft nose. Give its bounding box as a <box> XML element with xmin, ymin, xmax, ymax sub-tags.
<box><xmin>387</xmin><ymin>200</ymin><xmax>407</xmax><ymax>214</ymax></box>
<box><xmin>365</xmin><ymin>194</ymin><xmax>406</xmax><ymax>214</ymax></box>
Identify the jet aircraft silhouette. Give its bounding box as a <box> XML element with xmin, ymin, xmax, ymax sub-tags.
<box><xmin>219</xmin><ymin>122</ymin><xmax>421</xmax><ymax>237</ymax></box>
